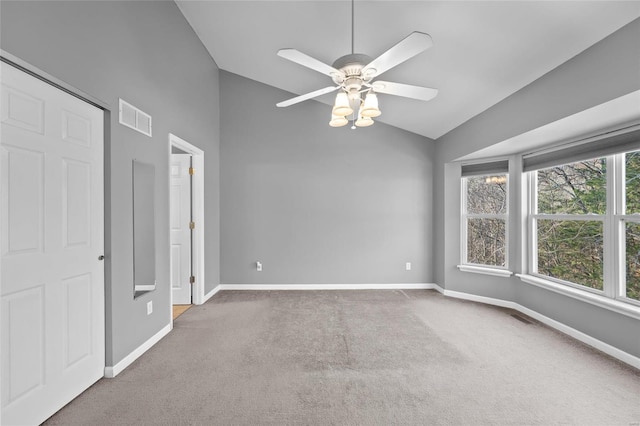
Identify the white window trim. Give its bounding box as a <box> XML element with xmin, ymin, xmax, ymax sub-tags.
<box><xmin>527</xmin><ymin>154</ymin><xmax>640</xmax><ymax>308</ymax></box>
<box><xmin>516</xmin><ymin>273</ymin><xmax>640</xmax><ymax>320</ymax></box>
<box><xmin>457</xmin><ymin>264</ymin><xmax>513</xmax><ymax>277</ymax></box>
<box><xmin>461</xmin><ymin>174</ymin><xmax>509</xmax><ymax>269</ymax></box>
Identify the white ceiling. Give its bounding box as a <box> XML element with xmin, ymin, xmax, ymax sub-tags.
<box><xmin>176</xmin><ymin>1</ymin><xmax>640</xmax><ymax>140</ymax></box>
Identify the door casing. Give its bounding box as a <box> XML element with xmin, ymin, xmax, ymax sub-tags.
<box><xmin>168</xmin><ymin>133</ymin><xmax>205</xmax><ymax>312</ymax></box>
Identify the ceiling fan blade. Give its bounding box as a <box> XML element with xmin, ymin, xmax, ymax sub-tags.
<box><xmin>277</xmin><ymin>48</ymin><xmax>344</xmax><ymax>78</ymax></box>
<box><xmin>362</xmin><ymin>32</ymin><xmax>433</xmax><ymax>78</ymax></box>
<box><xmin>371</xmin><ymin>81</ymin><xmax>438</xmax><ymax>102</ymax></box>
<box><xmin>277</xmin><ymin>86</ymin><xmax>339</xmax><ymax>108</ymax></box>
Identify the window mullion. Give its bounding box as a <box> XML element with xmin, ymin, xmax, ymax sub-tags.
<box><xmin>603</xmin><ymin>156</ymin><xmax>616</xmax><ymax>298</ymax></box>
<box><xmin>461</xmin><ymin>177</ymin><xmax>468</xmax><ymax>265</ymax></box>
<box><xmin>613</xmin><ymin>153</ymin><xmax>626</xmax><ymax>300</ymax></box>
<box><xmin>532</xmin><ymin>214</ymin><xmax>605</xmax><ymax>221</ymax></box>
<box><xmin>529</xmin><ymin>172</ymin><xmax>538</xmax><ymax>275</ymax></box>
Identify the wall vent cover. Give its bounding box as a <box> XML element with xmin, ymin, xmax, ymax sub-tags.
<box><xmin>119</xmin><ymin>99</ymin><xmax>152</xmax><ymax>137</ymax></box>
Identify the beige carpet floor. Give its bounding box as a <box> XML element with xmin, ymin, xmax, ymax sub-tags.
<box><xmin>45</xmin><ymin>290</ymin><xmax>640</xmax><ymax>425</ymax></box>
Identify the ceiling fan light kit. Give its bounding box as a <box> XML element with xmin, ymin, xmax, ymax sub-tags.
<box><xmin>355</xmin><ymin>113</ymin><xmax>374</xmax><ymax>127</ymax></box>
<box><xmin>332</xmin><ymin>92</ymin><xmax>354</xmax><ymax>117</ymax></box>
<box><xmin>361</xmin><ymin>92</ymin><xmax>381</xmax><ymax>118</ymax></box>
<box><xmin>276</xmin><ymin>0</ymin><xmax>438</xmax><ymax>129</ymax></box>
<box><xmin>329</xmin><ymin>114</ymin><xmax>349</xmax><ymax>128</ymax></box>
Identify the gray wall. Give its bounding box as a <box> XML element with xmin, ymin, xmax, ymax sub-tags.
<box><xmin>434</xmin><ymin>18</ymin><xmax>640</xmax><ymax>358</ymax></box>
<box><xmin>220</xmin><ymin>71</ymin><xmax>434</xmax><ymax>284</ymax></box>
<box><xmin>1</xmin><ymin>1</ymin><xmax>221</xmax><ymax>366</ymax></box>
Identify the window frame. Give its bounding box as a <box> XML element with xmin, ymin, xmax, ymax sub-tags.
<box><xmin>461</xmin><ymin>173</ymin><xmax>510</xmax><ymax>270</ymax></box>
<box><xmin>526</xmin><ymin>152</ymin><xmax>640</xmax><ymax>308</ymax></box>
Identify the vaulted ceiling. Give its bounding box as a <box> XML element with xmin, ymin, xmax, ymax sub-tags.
<box><xmin>176</xmin><ymin>1</ymin><xmax>640</xmax><ymax>140</ymax></box>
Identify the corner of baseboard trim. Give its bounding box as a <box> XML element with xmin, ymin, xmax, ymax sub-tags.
<box><xmin>104</xmin><ymin>323</ymin><xmax>172</xmax><ymax>378</ymax></box>
<box><xmin>443</xmin><ymin>289</ymin><xmax>516</xmax><ymax>309</ymax></box>
<box><xmin>442</xmin><ymin>289</ymin><xmax>640</xmax><ymax>370</ymax></box>
<box><xmin>202</xmin><ymin>285</ymin><xmax>223</xmax><ymax>303</ymax></box>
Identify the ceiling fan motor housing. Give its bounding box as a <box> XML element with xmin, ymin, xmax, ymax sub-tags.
<box><xmin>331</xmin><ymin>53</ymin><xmax>374</xmax><ymax>87</ymax></box>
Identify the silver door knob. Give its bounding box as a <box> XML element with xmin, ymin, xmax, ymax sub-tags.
<box><xmin>98</xmin><ymin>255</ymin><xmax>105</xmax><ymax>261</ymax></box>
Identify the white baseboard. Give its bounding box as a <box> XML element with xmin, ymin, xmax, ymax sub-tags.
<box><xmin>432</xmin><ymin>283</ymin><xmax>445</xmax><ymax>295</ymax></box>
<box><xmin>442</xmin><ymin>289</ymin><xmax>516</xmax><ymax>309</ymax></box>
<box><xmin>104</xmin><ymin>323</ymin><xmax>172</xmax><ymax>378</ymax></box>
<box><xmin>441</xmin><ymin>289</ymin><xmax>640</xmax><ymax>371</ymax></box>
<box><xmin>203</xmin><ymin>285</ymin><xmax>223</xmax><ymax>303</ymax></box>
<box><xmin>218</xmin><ymin>283</ymin><xmax>437</xmax><ymax>290</ymax></box>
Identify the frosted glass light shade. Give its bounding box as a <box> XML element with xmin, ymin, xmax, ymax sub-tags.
<box><xmin>329</xmin><ymin>114</ymin><xmax>348</xmax><ymax>127</ymax></box>
<box><xmin>355</xmin><ymin>114</ymin><xmax>374</xmax><ymax>127</ymax></box>
<box><xmin>361</xmin><ymin>92</ymin><xmax>381</xmax><ymax>118</ymax></box>
<box><xmin>332</xmin><ymin>92</ymin><xmax>353</xmax><ymax>116</ymax></box>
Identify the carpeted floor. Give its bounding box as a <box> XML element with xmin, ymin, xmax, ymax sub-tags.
<box><xmin>45</xmin><ymin>290</ymin><xmax>640</xmax><ymax>425</ymax></box>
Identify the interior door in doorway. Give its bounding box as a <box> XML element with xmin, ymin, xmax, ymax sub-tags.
<box><xmin>170</xmin><ymin>153</ymin><xmax>192</xmax><ymax>304</ymax></box>
<box><xmin>1</xmin><ymin>62</ymin><xmax>105</xmax><ymax>425</ymax></box>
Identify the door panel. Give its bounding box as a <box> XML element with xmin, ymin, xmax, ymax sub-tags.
<box><xmin>2</xmin><ymin>146</ymin><xmax>44</xmax><ymax>256</ymax></box>
<box><xmin>63</xmin><ymin>159</ymin><xmax>92</xmax><ymax>248</ymax></box>
<box><xmin>1</xmin><ymin>285</ymin><xmax>45</xmax><ymax>405</ymax></box>
<box><xmin>63</xmin><ymin>273</ymin><xmax>92</xmax><ymax>367</ymax></box>
<box><xmin>170</xmin><ymin>153</ymin><xmax>192</xmax><ymax>304</ymax></box>
<box><xmin>0</xmin><ymin>62</ymin><xmax>104</xmax><ymax>425</ymax></box>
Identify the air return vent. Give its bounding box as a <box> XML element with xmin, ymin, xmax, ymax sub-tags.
<box><xmin>119</xmin><ymin>99</ymin><xmax>152</xmax><ymax>137</ymax></box>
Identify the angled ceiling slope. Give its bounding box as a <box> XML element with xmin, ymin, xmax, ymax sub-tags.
<box><xmin>176</xmin><ymin>1</ymin><xmax>640</xmax><ymax>140</ymax></box>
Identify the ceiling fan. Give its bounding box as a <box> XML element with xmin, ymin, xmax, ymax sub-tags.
<box><xmin>276</xmin><ymin>0</ymin><xmax>438</xmax><ymax>128</ymax></box>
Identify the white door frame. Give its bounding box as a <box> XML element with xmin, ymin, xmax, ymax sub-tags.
<box><xmin>168</xmin><ymin>133</ymin><xmax>205</xmax><ymax>309</ymax></box>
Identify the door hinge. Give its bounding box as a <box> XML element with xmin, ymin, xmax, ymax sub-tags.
<box><xmin>189</xmin><ymin>167</ymin><xmax>195</xmax><ymax>175</ymax></box>
<box><xmin>189</xmin><ymin>221</ymin><xmax>195</xmax><ymax>230</ymax></box>
<box><xmin>189</xmin><ymin>276</ymin><xmax>195</xmax><ymax>284</ymax></box>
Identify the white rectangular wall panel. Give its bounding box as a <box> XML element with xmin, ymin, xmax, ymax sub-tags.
<box><xmin>1</xmin><ymin>286</ymin><xmax>45</xmax><ymax>406</ymax></box>
<box><xmin>64</xmin><ymin>274</ymin><xmax>92</xmax><ymax>367</ymax></box>
<box><xmin>171</xmin><ymin>244</ymin><xmax>183</xmax><ymax>290</ymax></box>
<box><xmin>61</xmin><ymin>109</ymin><xmax>92</xmax><ymax>147</ymax></box>
<box><xmin>63</xmin><ymin>159</ymin><xmax>91</xmax><ymax>248</ymax></box>
<box><xmin>1</xmin><ymin>85</ymin><xmax>44</xmax><ymax>134</ymax></box>
<box><xmin>1</xmin><ymin>146</ymin><xmax>44</xmax><ymax>255</ymax></box>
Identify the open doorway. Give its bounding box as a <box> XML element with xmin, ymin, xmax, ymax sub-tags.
<box><xmin>168</xmin><ymin>134</ymin><xmax>205</xmax><ymax>322</ymax></box>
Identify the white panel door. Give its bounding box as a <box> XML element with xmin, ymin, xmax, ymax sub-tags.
<box><xmin>170</xmin><ymin>154</ymin><xmax>192</xmax><ymax>305</ymax></box>
<box><xmin>0</xmin><ymin>62</ymin><xmax>104</xmax><ymax>425</ymax></box>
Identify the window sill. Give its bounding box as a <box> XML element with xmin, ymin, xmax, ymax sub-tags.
<box><xmin>516</xmin><ymin>274</ymin><xmax>640</xmax><ymax>321</ymax></box>
<box><xmin>457</xmin><ymin>265</ymin><xmax>514</xmax><ymax>278</ymax></box>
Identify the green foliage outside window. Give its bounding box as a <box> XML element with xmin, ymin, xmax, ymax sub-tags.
<box><xmin>535</xmin><ymin>152</ymin><xmax>640</xmax><ymax>301</ymax></box>
<box><xmin>537</xmin><ymin>219</ymin><xmax>603</xmax><ymax>290</ymax></box>
<box><xmin>625</xmin><ymin>151</ymin><xmax>640</xmax><ymax>300</ymax></box>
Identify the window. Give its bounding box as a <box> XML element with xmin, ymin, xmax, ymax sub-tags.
<box><xmin>462</xmin><ymin>172</ymin><xmax>508</xmax><ymax>268</ymax></box>
<box><xmin>528</xmin><ymin>149</ymin><xmax>640</xmax><ymax>305</ymax></box>
<box><xmin>622</xmin><ymin>150</ymin><xmax>640</xmax><ymax>301</ymax></box>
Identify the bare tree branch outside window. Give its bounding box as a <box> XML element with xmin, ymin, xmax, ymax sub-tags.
<box><xmin>464</xmin><ymin>175</ymin><xmax>507</xmax><ymax>267</ymax></box>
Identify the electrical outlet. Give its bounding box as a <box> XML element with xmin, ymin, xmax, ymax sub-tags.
<box><xmin>406</xmin><ymin>262</ymin><xmax>411</xmax><ymax>271</ymax></box>
<box><xmin>256</xmin><ymin>261</ymin><xmax>262</xmax><ymax>272</ymax></box>
<box><xmin>147</xmin><ymin>301</ymin><xmax>153</xmax><ymax>315</ymax></box>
